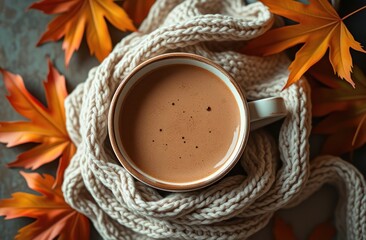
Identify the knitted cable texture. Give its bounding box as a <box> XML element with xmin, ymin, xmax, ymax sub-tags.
<box><xmin>62</xmin><ymin>0</ymin><xmax>366</xmax><ymax>239</ymax></box>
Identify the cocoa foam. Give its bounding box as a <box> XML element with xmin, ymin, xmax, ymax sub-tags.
<box><xmin>119</xmin><ymin>64</ymin><xmax>240</xmax><ymax>183</ymax></box>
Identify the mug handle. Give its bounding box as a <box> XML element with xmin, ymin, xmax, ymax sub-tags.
<box><xmin>248</xmin><ymin>97</ymin><xmax>287</xmax><ymax>131</ymax></box>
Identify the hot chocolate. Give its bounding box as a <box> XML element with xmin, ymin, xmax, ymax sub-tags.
<box><xmin>118</xmin><ymin>64</ymin><xmax>241</xmax><ymax>183</ymax></box>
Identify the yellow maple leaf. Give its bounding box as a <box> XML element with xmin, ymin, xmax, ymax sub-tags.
<box><xmin>30</xmin><ymin>0</ymin><xmax>136</xmax><ymax>65</ymax></box>
<box><xmin>243</xmin><ymin>0</ymin><xmax>366</xmax><ymax>89</ymax></box>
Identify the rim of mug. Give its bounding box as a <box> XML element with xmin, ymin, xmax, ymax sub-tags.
<box><xmin>108</xmin><ymin>53</ymin><xmax>250</xmax><ymax>192</ymax></box>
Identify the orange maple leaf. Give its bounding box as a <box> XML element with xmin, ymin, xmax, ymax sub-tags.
<box><xmin>30</xmin><ymin>0</ymin><xmax>136</xmax><ymax>66</ymax></box>
<box><xmin>0</xmin><ymin>60</ymin><xmax>75</xmax><ymax>187</ymax></box>
<box><xmin>310</xmin><ymin>59</ymin><xmax>366</xmax><ymax>156</ymax></box>
<box><xmin>308</xmin><ymin>221</ymin><xmax>336</xmax><ymax>240</ymax></box>
<box><xmin>123</xmin><ymin>0</ymin><xmax>156</xmax><ymax>25</ymax></box>
<box><xmin>242</xmin><ymin>0</ymin><xmax>366</xmax><ymax>89</ymax></box>
<box><xmin>273</xmin><ymin>217</ymin><xmax>336</xmax><ymax>240</ymax></box>
<box><xmin>273</xmin><ymin>217</ymin><xmax>297</xmax><ymax>240</ymax></box>
<box><xmin>0</xmin><ymin>171</ymin><xmax>89</xmax><ymax>240</ymax></box>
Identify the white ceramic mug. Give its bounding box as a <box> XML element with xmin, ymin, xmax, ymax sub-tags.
<box><xmin>109</xmin><ymin>53</ymin><xmax>287</xmax><ymax>191</ymax></box>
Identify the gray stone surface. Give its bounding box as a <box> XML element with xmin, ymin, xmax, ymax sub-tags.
<box><xmin>0</xmin><ymin>0</ymin><xmax>364</xmax><ymax>239</ymax></box>
<box><xmin>0</xmin><ymin>0</ymin><xmax>100</xmax><ymax>238</ymax></box>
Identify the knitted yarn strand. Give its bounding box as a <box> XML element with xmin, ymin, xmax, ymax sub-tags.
<box><xmin>62</xmin><ymin>0</ymin><xmax>366</xmax><ymax>239</ymax></box>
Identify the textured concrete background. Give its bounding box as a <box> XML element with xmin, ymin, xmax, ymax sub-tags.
<box><xmin>0</xmin><ymin>0</ymin><xmax>102</xmax><ymax>238</ymax></box>
<box><xmin>0</xmin><ymin>0</ymin><xmax>365</xmax><ymax>239</ymax></box>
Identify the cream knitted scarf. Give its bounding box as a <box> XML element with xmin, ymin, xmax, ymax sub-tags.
<box><xmin>62</xmin><ymin>0</ymin><xmax>366</xmax><ymax>239</ymax></box>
